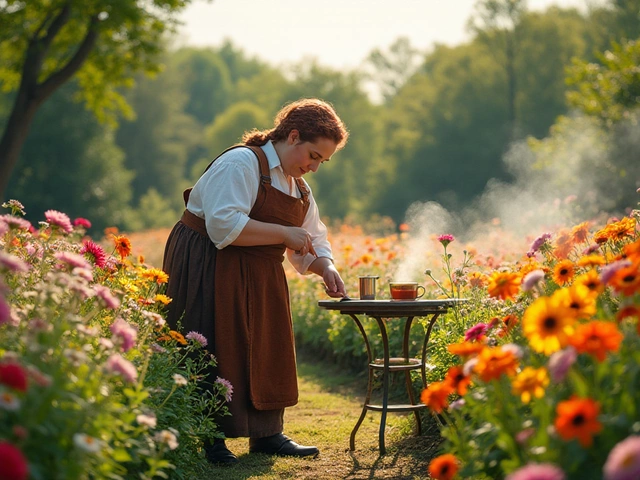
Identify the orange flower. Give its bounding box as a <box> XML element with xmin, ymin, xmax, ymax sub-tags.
<box><xmin>569</xmin><ymin>321</ymin><xmax>623</xmax><ymax>362</ymax></box>
<box><xmin>553</xmin><ymin>260</ymin><xmax>575</xmax><ymax>286</ymax></box>
<box><xmin>577</xmin><ymin>254</ymin><xmax>605</xmax><ymax>268</ymax></box>
<box><xmin>487</xmin><ymin>271</ymin><xmax>520</xmax><ymax>301</ymax></box>
<box><xmin>447</xmin><ymin>342</ymin><xmax>485</xmax><ymax>358</ymax></box>
<box><xmin>169</xmin><ymin>330</ymin><xmax>187</xmax><ymax>345</ymax></box>
<box><xmin>554</xmin><ymin>229</ymin><xmax>574</xmax><ymax>259</ymax></box>
<box><xmin>444</xmin><ymin>366</ymin><xmax>472</xmax><ymax>396</ymax></box>
<box><xmin>420</xmin><ymin>381</ymin><xmax>454</xmax><ymax>413</ymax></box>
<box><xmin>571</xmin><ymin>221</ymin><xmax>591</xmax><ymax>244</ymax></box>
<box><xmin>623</xmin><ymin>239</ymin><xmax>640</xmax><ymax>262</ymax></box>
<box><xmin>428</xmin><ymin>453</ymin><xmax>459</xmax><ymax>480</ymax></box>
<box><xmin>512</xmin><ymin>367</ymin><xmax>549</xmax><ymax>404</ymax></box>
<box><xmin>616</xmin><ymin>304</ymin><xmax>640</xmax><ymax>322</ymax></box>
<box><xmin>496</xmin><ymin>314</ymin><xmax>519</xmax><ymax>337</ymax></box>
<box><xmin>468</xmin><ymin>271</ymin><xmax>488</xmax><ymax>288</ymax></box>
<box><xmin>113</xmin><ymin>234</ymin><xmax>132</xmax><ymax>259</ymax></box>
<box><xmin>140</xmin><ymin>268</ymin><xmax>169</xmax><ymax>284</ymax></box>
<box><xmin>554</xmin><ymin>396</ymin><xmax>602</xmax><ymax>447</ymax></box>
<box><xmin>608</xmin><ymin>261</ymin><xmax>640</xmax><ymax>296</ymax></box>
<box><xmin>473</xmin><ymin>346</ymin><xmax>519</xmax><ymax>382</ymax></box>
<box><xmin>574</xmin><ymin>270</ymin><xmax>604</xmax><ymax>296</ymax></box>
<box><xmin>554</xmin><ymin>284</ymin><xmax>596</xmax><ymax>320</ymax></box>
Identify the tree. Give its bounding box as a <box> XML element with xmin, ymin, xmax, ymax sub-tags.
<box><xmin>0</xmin><ymin>0</ymin><xmax>198</xmax><ymax>199</ymax></box>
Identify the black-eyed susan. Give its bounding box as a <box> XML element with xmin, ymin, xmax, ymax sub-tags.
<box><xmin>554</xmin><ymin>284</ymin><xmax>597</xmax><ymax>320</ymax></box>
<box><xmin>569</xmin><ymin>321</ymin><xmax>623</xmax><ymax>362</ymax></box>
<box><xmin>574</xmin><ymin>270</ymin><xmax>604</xmax><ymax>296</ymax></box>
<box><xmin>512</xmin><ymin>366</ymin><xmax>549</xmax><ymax>404</ymax></box>
<box><xmin>553</xmin><ymin>259</ymin><xmax>575</xmax><ymax>286</ymax></box>
<box><xmin>554</xmin><ymin>396</ymin><xmax>602</xmax><ymax>447</ymax></box>
<box><xmin>522</xmin><ymin>295</ymin><xmax>576</xmax><ymax>355</ymax></box>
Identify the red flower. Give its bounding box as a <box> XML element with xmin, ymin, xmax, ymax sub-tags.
<box><xmin>0</xmin><ymin>441</ymin><xmax>29</xmax><ymax>480</ymax></box>
<box><xmin>0</xmin><ymin>362</ymin><xmax>28</xmax><ymax>392</ymax></box>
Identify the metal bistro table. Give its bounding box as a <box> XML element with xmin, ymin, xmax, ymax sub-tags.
<box><xmin>317</xmin><ymin>298</ymin><xmax>466</xmax><ymax>454</ymax></box>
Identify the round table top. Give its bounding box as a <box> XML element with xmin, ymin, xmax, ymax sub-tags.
<box><xmin>317</xmin><ymin>298</ymin><xmax>467</xmax><ymax>316</ymax></box>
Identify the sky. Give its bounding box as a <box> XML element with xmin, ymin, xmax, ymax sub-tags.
<box><xmin>177</xmin><ymin>0</ymin><xmax>591</xmax><ymax>70</ymax></box>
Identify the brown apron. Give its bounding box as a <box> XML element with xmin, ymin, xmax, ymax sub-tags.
<box><xmin>162</xmin><ymin>145</ymin><xmax>310</xmax><ymax>438</ymax></box>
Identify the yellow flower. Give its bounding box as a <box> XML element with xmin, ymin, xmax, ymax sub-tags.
<box><xmin>141</xmin><ymin>268</ymin><xmax>169</xmax><ymax>284</ymax></box>
<box><xmin>512</xmin><ymin>367</ymin><xmax>549</xmax><ymax>404</ymax></box>
<box><xmin>552</xmin><ymin>259</ymin><xmax>575</xmax><ymax>286</ymax></box>
<box><xmin>487</xmin><ymin>271</ymin><xmax>520</xmax><ymax>301</ymax></box>
<box><xmin>522</xmin><ymin>295</ymin><xmax>576</xmax><ymax>355</ymax></box>
<box><xmin>574</xmin><ymin>270</ymin><xmax>604</xmax><ymax>296</ymax></box>
<box><xmin>577</xmin><ymin>254</ymin><xmax>605</xmax><ymax>268</ymax></box>
<box><xmin>154</xmin><ymin>294</ymin><xmax>172</xmax><ymax>305</ymax></box>
<box><xmin>554</xmin><ymin>284</ymin><xmax>597</xmax><ymax>320</ymax></box>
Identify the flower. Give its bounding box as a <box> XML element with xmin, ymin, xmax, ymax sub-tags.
<box><xmin>44</xmin><ymin>209</ymin><xmax>73</xmax><ymax>233</ymax></box>
<box><xmin>603</xmin><ymin>435</ymin><xmax>640</xmax><ymax>480</ymax></box>
<box><xmin>569</xmin><ymin>321</ymin><xmax>623</xmax><ymax>362</ymax></box>
<box><xmin>109</xmin><ymin>317</ymin><xmax>138</xmax><ymax>352</ymax></box>
<box><xmin>428</xmin><ymin>453</ymin><xmax>459</xmax><ymax>480</ymax></box>
<box><xmin>487</xmin><ymin>271</ymin><xmax>521</xmax><ymax>301</ymax></box>
<box><xmin>73</xmin><ymin>217</ymin><xmax>92</xmax><ymax>229</ymax></box>
<box><xmin>105</xmin><ymin>354</ymin><xmax>138</xmax><ymax>383</ymax></box>
<box><xmin>438</xmin><ymin>234</ymin><xmax>455</xmax><ymax>248</ymax></box>
<box><xmin>93</xmin><ymin>285</ymin><xmax>120</xmax><ymax>310</ymax></box>
<box><xmin>444</xmin><ymin>365</ymin><xmax>472</xmax><ymax>396</ymax></box>
<box><xmin>215</xmin><ymin>376</ymin><xmax>234</xmax><ymax>403</ymax></box>
<box><xmin>0</xmin><ymin>391</ymin><xmax>21</xmax><ymax>411</ymax></box>
<box><xmin>574</xmin><ymin>270</ymin><xmax>604</xmax><ymax>296</ymax></box>
<box><xmin>54</xmin><ymin>251</ymin><xmax>92</xmax><ymax>270</ymax></box>
<box><xmin>136</xmin><ymin>414</ymin><xmax>157</xmax><ymax>428</ymax></box>
<box><xmin>554</xmin><ymin>396</ymin><xmax>602</xmax><ymax>447</ymax></box>
<box><xmin>552</xmin><ymin>260</ymin><xmax>575</xmax><ymax>286</ymax></box>
<box><xmin>464</xmin><ymin>322</ymin><xmax>489</xmax><ymax>342</ymax></box>
<box><xmin>547</xmin><ymin>347</ymin><xmax>577</xmax><ymax>383</ymax></box>
<box><xmin>601</xmin><ymin>260</ymin><xmax>632</xmax><ymax>284</ymax></box>
<box><xmin>0</xmin><ymin>441</ymin><xmax>29</xmax><ymax>480</ymax></box>
<box><xmin>2</xmin><ymin>199</ymin><xmax>25</xmax><ymax>215</ymax></box>
<box><xmin>577</xmin><ymin>254</ymin><xmax>605</xmax><ymax>268</ymax></box>
<box><xmin>571</xmin><ymin>221</ymin><xmax>591</xmax><ymax>244</ymax></box>
<box><xmin>506</xmin><ymin>463</ymin><xmax>566</xmax><ymax>480</ymax></box>
<box><xmin>528</xmin><ymin>233</ymin><xmax>552</xmax><ymax>257</ymax></box>
<box><xmin>447</xmin><ymin>341</ymin><xmax>485</xmax><ymax>358</ymax></box>
<box><xmin>73</xmin><ymin>433</ymin><xmax>102</xmax><ymax>453</ymax></box>
<box><xmin>420</xmin><ymin>381</ymin><xmax>453</xmax><ymax>413</ymax></box>
<box><xmin>472</xmin><ymin>346</ymin><xmax>519</xmax><ymax>382</ymax></box>
<box><xmin>608</xmin><ymin>261</ymin><xmax>640</xmax><ymax>296</ymax></box>
<box><xmin>522</xmin><ymin>269</ymin><xmax>545</xmax><ymax>292</ymax></box>
<box><xmin>522</xmin><ymin>294</ymin><xmax>576</xmax><ymax>355</ymax></box>
<box><xmin>185</xmin><ymin>331</ymin><xmax>208</xmax><ymax>348</ymax></box>
<box><xmin>113</xmin><ymin>234</ymin><xmax>132</xmax><ymax>259</ymax></box>
<box><xmin>554</xmin><ymin>284</ymin><xmax>596</xmax><ymax>319</ymax></box>
<box><xmin>0</xmin><ymin>296</ymin><xmax>12</xmax><ymax>326</ymax></box>
<box><xmin>0</xmin><ymin>252</ymin><xmax>30</xmax><ymax>272</ymax></box>
<box><xmin>154</xmin><ymin>294</ymin><xmax>172</xmax><ymax>305</ymax></box>
<box><xmin>0</xmin><ymin>362</ymin><xmax>28</xmax><ymax>392</ymax></box>
<box><xmin>154</xmin><ymin>430</ymin><xmax>179</xmax><ymax>450</ymax></box>
<box><xmin>80</xmin><ymin>240</ymin><xmax>107</xmax><ymax>268</ymax></box>
<box><xmin>617</xmin><ymin>305</ymin><xmax>640</xmax><ymax>322</ymax></box>
<box><xmin>169</xmin><ymin>330</ymin><xmax>187</xmax><ymax>345</ymax></box>
<box><xmin>0</xmin><ymin>214</ymin><xmax>32</xmax><ymax>231</ymax></box>
<box><xmin>511</xmin><ymin>367</ymin><xmax>549</xmax><ymax>404</ymax></box>
<box><xmin>140</xmin><ymin>268</ymin><xmax>169</xmax><ymax>284</ymax></box>
<box><xmin>173</xmin><ymin>374</ymin><xmax>188</xmax><ymax>386</ymax></box>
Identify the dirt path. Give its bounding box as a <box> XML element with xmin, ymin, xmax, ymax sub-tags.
<box><xmin>203</xmin><ymin>357</ymin><xmax>442</xmax><ymax>479</ymax></box>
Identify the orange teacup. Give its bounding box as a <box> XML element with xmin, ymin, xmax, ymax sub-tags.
<box><xmin>389</xmin><ymin>282</ymin><xmax>425</xmax><ymax>301</ymax></box>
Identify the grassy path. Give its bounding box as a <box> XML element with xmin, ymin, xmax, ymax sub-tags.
<box><xmin>199</xmin><ymin>356</ymin><xmax>442</xmax><ymax>479</ymax></box>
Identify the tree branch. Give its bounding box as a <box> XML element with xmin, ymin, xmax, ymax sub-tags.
<box><xmin>37</xmin><ymin>15</ymin><xmax>100</xmax><ymax>103</ymax></box>
<box><xmin>35</xmin><ymin>3</ymin><xmax>71</xmax><ymax>48</ymax></box>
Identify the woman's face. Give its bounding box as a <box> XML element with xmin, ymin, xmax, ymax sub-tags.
<box><xmin>280</xmin><ymin>130</ymin><xmax>338</xmax><ymax>179</ymax></box>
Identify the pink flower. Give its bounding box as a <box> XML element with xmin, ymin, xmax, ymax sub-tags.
<box><xmin>601</xmin><ymin>260</ymin><xmax>632</xmax><ymax>284</ymax></box>
<box><xmin>73</xmin><ymin>217</ymin><xmax>92</xmax><ymax>229</ymax></box>
<box><xmin>0</xmin><ymin>214</ymin><xmax>32</xmax><ymax>231</ymax></box>
<box><xmin>0</xmin><ymin>441</ymin><xmax>29</xmax><ymax>480</ymax></box>
<box><xmin>527</xmin><ymin>233</ymin><xmax>552</xmax><ymax>257</ymax></box>
<box><xmin>522</xmin><ymin>269</ymin><xmax>545</xmax><ymax>292</ymax></box>
<box><xmin>438</xmin><ymin>234</ymin><xmax>455</xmax><ymax>247</ymax></box>
<box><xmin>464</xmin><ymin>322</ymin><xmax>488</xmax><ymax>342</ymax></box>
<box><xmin>215</xmin><ymin>376</ymin><xmax>234</xmax><ymax>402</ymax></box>
<box><xmin>44</xmin><ymin>210</ymin><xmax>73</xmax><ymax>233</ymax></box>
<box><xmin>506</xmin><ymin>463</ymin><xmax>566</xmax><ymax>480</ymax></box>
<box><xmin>110</xmin><ymin>317</ymin><xmax>138</xmax><ymax>352</ymax></box>
<box><xmin>54</xmin><ymin>251</ymin><xmax>92</xmax><ymax>270</ymax></box>
<box><xmin>105</xmin><ymin>354</ymin><xmax>138</xmax><ymax>383</ymax></box>
<box><xmin>80</xmin><ymin>240</ymin><xmax>107</xmax><ymax>268</ymax></box>
<box><xmin>0</xmin><ymin>252</ymin><xmax>30</xmax><ymax>273</ymax></box>
<box><xmin>515</xmin><ymin>428</ymin><xmax>536</xmax><ymax>445</ymax></box>
<box><xmin>93</xmin><ymin>285</ymin><xmax>120</xmax><ymax>310</ymax></box>
<box><xmin>547</xmin><ymin>346</ymin><xmax>577</xmax><ymax>383</ymax></box>
<box><xmin>0</xmin><ymin>362</ymin><xmax>28</xmax><ymax>392</ymax></box>
<box><xmin>0</xmin><ymin>220</ymin><xmax>7</xmax><ymax>237</ymax></box>
<box><xmin>186</xmin><ymin>331</ymin><xmax>208</xmax><ymax>348</ymax></box>
<box><xmin>603</xmin><ymin>435</ymin><xmax>640</xmax><ymax>480</ymax></box>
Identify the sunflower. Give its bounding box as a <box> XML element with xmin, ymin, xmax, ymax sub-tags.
<box><xmin>608</xmin><ymin>261</ymin><xmax>640</xmax><ymax>296</ymax></box>
<box><xmin>512</xmin><ymin>367</ymin><xmax>549</xmax><ymax>404</ymax></box>
<box><xmin>569</xmin><ymin>321</ymin><xmax>623</xmax><ymax>362</ymax></box>
<box><xmin>428</xmin><ymin>453</ymin><xmax>460</xmax><ymax>480</ymax></box>
<box><xmin>552</xmin><ymin>259</ymin><xmax>575</xmax><ymax>286</ymax></box>
<box><xmin>113</xmin><ymin>234</ymin><xmax>132</xmax><ymax>259</ymax></box>
<box><xmin>522</xmin><ymin>295</ymin><xmax>576</xmax><ymax>355</ymax></box>
<box><xmin>555</xmin><ymin>284</ymin><xmax>597</xmax><ymax>320</ymax></box>
<box><xmin>487</xmin><ymin>271</ymin><xmax>521</xmax><ymax>301</ymax></box>
<box><xmin>554</xmin><ymin>396</ymin><xmax>602</xmax><ymax>447</ymax></box>
<box><xmin>420</xmin><ymin>381</ymin><xmax>454</xmax><ymax>413</ymax></box>
<box><xmin>472</xmin><ymin>346</ymin><xmax>519</xmax><ymax>382</ymax></box>
<box><xmin>574</xmin><ymin>270</ymin><xmax>604</xmax><ymax>296</ymax></box>
<box><xmin>444</xmin><ymin>365</ymin><xmax>472</xmax><ymax>396</ymax></box>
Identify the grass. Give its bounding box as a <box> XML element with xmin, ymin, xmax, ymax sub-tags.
<box><xmin>195</xmin><ymin>353</ymin><xmax>443</xmax><ymax>479</ymax></box>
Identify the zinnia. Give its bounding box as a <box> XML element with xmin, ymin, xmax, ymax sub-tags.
<box><xmin>428</xmin><ymin>453</ymin><xmax>459</xmax><ymax>480</ymax></box>
<box><xmin>554</xmin><ymin>396</ymin><xmax>602</xmax><ymax>447</ymax></box>
<box><xmin>569</xmin><ymin>321</ymin><xmax>623</xmax><ymax>362</ymax></box>
<box><xmin>420</xmin><ymin>381</ymin><xmax>453</xmax><ymax>413</ymax></box>
<box><xmin>44</xmin><ymin>209</ymin><xmax>73</xmax><ymax>233</ymax></box>
<box><xmin>0</xmin><ymin>441</ymin><xmax>29</xmax><ymax>480</ymax></box>
<box><xmin>603</xmin><ymin>435</ymin><xmax>640</xmax><ymax>480</ymax></box>
<box><xmin>511</xmin><ymin>367</ymin><xmax>549</xmax><ymax>404</ymax></box>
<box><xmin>0</xmin><ymin>362</ymin><xmax>28</xmax><ymax>392</ymax></box>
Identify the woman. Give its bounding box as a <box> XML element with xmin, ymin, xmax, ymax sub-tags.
<box><xmin>162</xmin><ymin>98</ymin><xmax>348</xmax><ymax>464</ymax></box>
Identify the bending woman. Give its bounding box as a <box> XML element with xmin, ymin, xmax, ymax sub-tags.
<box><xmin>162</xmin><ymin>98</ymin><xmax>348</xmax><ymax>464</ymax></box>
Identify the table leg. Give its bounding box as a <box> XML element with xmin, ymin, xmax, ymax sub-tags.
<box><xmin>402</xmin><ymin>316</ymin><xmax>421</xmax><ymax>435</ymax></box>
<box><xmin>348</xmin><ymin>314</ymin><xmax>373</xmax><ymax>451</ymax></box>
<box><xmin>374</xmin><ymin>316</ymin><xmax>390</xmax><ymax>455</ymax></box>
<box><xmin>420</xmin><ymin>313</ymin><xmax>441</xmax><ymax>385</ymax></box>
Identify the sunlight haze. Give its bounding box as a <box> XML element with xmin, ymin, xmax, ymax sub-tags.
<box><xmin>178</xmin><ymin>0</ymin><xmax>591</xmax><ymax>69</ymax></box>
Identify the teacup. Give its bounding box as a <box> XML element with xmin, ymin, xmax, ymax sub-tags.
<box><xmin>389</xmin><ymin>281</ymin><xmax>426</xmax><ymax>301</ymax></box>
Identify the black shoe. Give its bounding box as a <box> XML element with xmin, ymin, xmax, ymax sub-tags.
<box><xmin>204</xmin><ymin>439</ymin><xmax>238</xmax><ymax>465</ymax></box>
<box><xmin>249</xmin><ymin>433</ymin><xmax>319</xmax><ymax>458</ymax></box>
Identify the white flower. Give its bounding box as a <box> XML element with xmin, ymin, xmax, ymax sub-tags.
<box><xmin>73</xmin><ymin>433</ymin><xmax>103</xmax><ymax>453</ymax></box>
<box><xmin>0</xmin><ymin>391</ymin><xmax>20</xmax><ymax>411</ymax></box>
<box><xmin>173</xmin><ymin>374</ymin><xmax>188</xmax><ymax>386</ymax></box>
<box><xmin>136</xmin><ymin>414</ymin><xmax>157</xmax><ymax>428</ymax></box>
<box><xmin>154</xmin><ymin>430</ymin><xmax>179</xmax><ymax>450</ymax></box>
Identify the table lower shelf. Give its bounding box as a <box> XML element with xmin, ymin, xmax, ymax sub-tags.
<box><xmin>369</xmin><ymin>357</ymin><xmax>422</xmax><ymax>371</ymax></box>
<box><xmin>365</xmin><ymin>403</ymin><xmax>426</xmax><ymax>412</ymax></box>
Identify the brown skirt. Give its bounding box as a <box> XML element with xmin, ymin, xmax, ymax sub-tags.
<box><xmin>162</xmin><ymin>220</ymin><xmax>285</xmax><ymax>438</ymax></box>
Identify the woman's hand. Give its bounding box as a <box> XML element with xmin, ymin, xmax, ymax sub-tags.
<box><xmin>322</xmin><ymin>264</ymin><xmax>347</xmax><ymax>298</ymax></box>
<box><xmin>283</xmin><ymin>226</ymin><xmax>317</xmax><ymax>257</ymax></box>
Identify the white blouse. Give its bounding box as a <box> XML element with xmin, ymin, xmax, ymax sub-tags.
<box><xmin>187</xmin><ymin>141</ymin><xmax>333</xmax><ymax>274</ymax></box>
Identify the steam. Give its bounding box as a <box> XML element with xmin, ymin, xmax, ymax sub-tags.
<box><xmin>392</xmin><ymin>112</ymin><xmax>640</xmax><ymax>282</ymax></box>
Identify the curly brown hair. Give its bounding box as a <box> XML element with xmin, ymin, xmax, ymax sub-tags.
<box><xmin>242</xmin><ymin>98</ymin><xmax>348</xmax><ymax>150</ymax></box>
